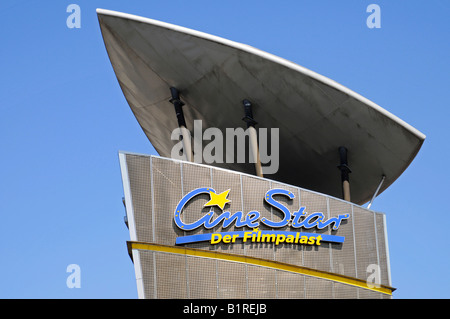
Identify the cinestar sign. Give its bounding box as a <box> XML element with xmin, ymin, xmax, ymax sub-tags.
<box><xmin>174</xmin><ymin>188</ymin><xmax>349</xmax><ymax>246</ymax></box>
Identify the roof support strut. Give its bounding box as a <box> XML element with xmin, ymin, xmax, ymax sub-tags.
<box><xmin>242</xmin><ymin>99</ymin><xmax>263</xmax><ymax>177</ymax></box>
<box><xmin>367</xmin><ymin>175</ymin><xmax>386</xmax><ymax>209</ymax></box>
<box><xmin>338</xmin><ymin>146</ymin><xmax>351</xmax><ymax>202</ymax></box>
<box><xmin>169</xmin><ymin>87</ymin><xmax>193</xmax><ymax>162</ymax></box>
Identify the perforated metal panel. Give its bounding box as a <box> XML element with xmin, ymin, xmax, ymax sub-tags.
<box><xmin>276</xmin><ymin>270</ymin><xmax>305</xmax><ymax>298</ymax></box>
<box><xmin>329</xmin><ymin>199</ymin><xmax>356</xmax><ymax>278</ymax></box>
<box><xmin>121</xmin><ymin>153</ymin><xmax>393</xmax><ymax>299</ymax></box>
<box><xmin>125</xmin><ymin>154</ymin><xmax>153</xmax><ymax>243</ymax></box>
<box><xmin>151</xmin><ymin>157</ymin><xmax>182</xmax><ymax>244</ymax></box>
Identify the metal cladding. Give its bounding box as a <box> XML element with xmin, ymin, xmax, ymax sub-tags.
<box><xmin>96</xmin><ymin>9</ymin><xmax>423</xmax><ymax>299</ymax></box>
<box><xmin>120</xmin><ymin>153</ymin><xmax>394</xmax><ymax>299</ymax></box>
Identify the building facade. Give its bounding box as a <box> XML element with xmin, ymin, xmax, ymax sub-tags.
<box><xmin>120</xmin><ymin>152</ymin><xmax>394</xmax><ymax>299</ymax></box>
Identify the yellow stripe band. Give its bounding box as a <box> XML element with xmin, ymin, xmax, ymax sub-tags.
<box><xmin>128</xmin><ymin>241</ymin><xmax>394</xmax><ymax>296</ymax></box>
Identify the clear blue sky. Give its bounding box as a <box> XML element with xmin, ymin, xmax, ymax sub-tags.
<box><xmin>0</xmin><ymin>0</ymin><xmax>448</xmax><ymax>299</ymax></box>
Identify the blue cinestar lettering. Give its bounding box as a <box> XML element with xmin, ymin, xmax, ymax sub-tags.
<box><xmin>173</xmin><ymin>188</ymin><xmax>349</xmax><ymax>231</ymax></box>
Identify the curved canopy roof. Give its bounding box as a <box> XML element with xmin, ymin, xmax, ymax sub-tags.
<box><xmin>97</xmin><ymin>9</ymin><xmax>425</xmax><ymax>205</ymax></box>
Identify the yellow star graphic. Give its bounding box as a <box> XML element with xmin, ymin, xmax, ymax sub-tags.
<box><xmin>204</xmin><ymin>189</ymin><xmax>231</xmax><ymax>210</ymax></box>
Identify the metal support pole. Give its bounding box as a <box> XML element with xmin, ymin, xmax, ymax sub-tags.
<box><xmin>169</xmin><ymin>87</ymin><xmax>192</xmax><ymax>162</ymax></box>
<box><xmin>337</xmin><ymin>146</ymin><xmax>351</xmax><ymax>202</ymax></box>
<box><xmin>367</xmin><ymin>175</ymin><xmax>386</xmax><ymax>209</ymax></box>
<box><xmin>242</xmin><ymin>99</ymin><xmax>263</xmax><ymax>177</ymax></box>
